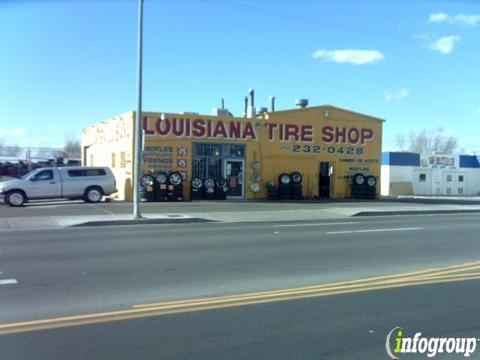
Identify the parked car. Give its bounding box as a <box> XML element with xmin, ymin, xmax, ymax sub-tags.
<box><xmin>0</xmin><ymin>166</ymin><xmax>117</xmax><ymax>206</ymax></box>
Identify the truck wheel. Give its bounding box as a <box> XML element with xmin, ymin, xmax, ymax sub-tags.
<box><xmin>6</xmin><ymin>190</ymin><xmax>26</xmax><ymax>207</ymax></box>
<box><xmin>84</xmin><ymin>187</ymin><xmax>103</xmax><ymax>203</ymax></box>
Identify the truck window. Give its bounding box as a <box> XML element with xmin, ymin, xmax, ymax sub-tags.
<box><xmin>35</xmin><ymin>170</ymin><xmax>54</xmax><ymax>181</ymax></box>
<box><xmin>68</xmin><ymin>169</ymin><xmax>106</xmax><ymax>177</ymax></box>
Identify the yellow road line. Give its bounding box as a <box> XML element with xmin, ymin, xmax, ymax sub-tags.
<box><xmin>131</xmin><ymin>274</ymin><xmax>480</xmax><ymax>311</ymax></box>
<box><xmin>134</xmin><ymin>261</ymin><xmax>480</xmax><ymax>309</ymax></box>
<box><xmin>1</xmin><ymin>273</ymin><xmax>480</xmax><ymax>336</ymax></box>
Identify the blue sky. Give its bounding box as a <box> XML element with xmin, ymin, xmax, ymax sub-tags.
<box><xmin>1</xmin><ymin>0</ymin><xmax>479</xmax><ymax>152</ymax></box>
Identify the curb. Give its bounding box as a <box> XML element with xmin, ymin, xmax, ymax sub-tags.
<box><xmin>353</xmin><ymin>209</ymin><xmax>480</xmax><ymax>217</ymax></box>
<box><xmin>70</xmin><ymin>218</ymin><xmax>216</xmax><ymax>227</ymax></box>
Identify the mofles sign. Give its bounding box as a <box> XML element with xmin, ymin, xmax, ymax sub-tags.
<box><xmin>143</xmin><ymin>117</ymin><xmax>375</xmax><ymax>145</ymax></box>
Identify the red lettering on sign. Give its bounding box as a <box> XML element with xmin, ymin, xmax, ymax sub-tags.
<box><xmin>172</xmin><ymin>118</ymin><xmax>184</xmax><ymax>137</ymax></box>
<box><xmin>321</xmin><ymin>126</ymin><xmax>334</xmax><ymax>143</ymax></box>
<box><xmin>361</xmin><ymin>128</ymin><xmax>373</xmax><ymax>144</ymax></box>
<box><xmin>229</xmin><ymin>121</ymin><xmax>241</xmax><ymax>139</ymax></box>
<box><xmin>143</xmin><ymin>117</ymin><xmax>155</xmax><ymax>135</ymax></box>
<box><xmin>300</xmin><ymin>125</ymin><xmax>313</xmax><ymax>142</ymax></box>
<box><xmin>265</xmin><ymin>123</ymin><xmax>277</xmax><ymax>141</ymax></box>
<box><xmin>335</xmin><ymin>127</ymin><xmax>346</xmax><ymax>143</ymax></box>
<box><xmin>213</xmin><ymin>121</ymin><xmax>228</xmax><ymax>138</ymax></box>
<box><xmin>242</xmin><ymin>123</ymin><xmax>256</xmax><ymax>139</ymax></box>
<box><xmin>348</xmin><ymin>128</ymin><xmax>359</xmax><ymax>145</ymax></box>
<box><xmin>185</xmin><ymin>119</ymin><xmax>191</xmax><ymax>137</ymax></box>
<box><xmin>207</xmin><ymin>120</ymin><xmax>212</xmax><ymax>137</ymax></box>
<box><xmin>192</xmin><ymin>119</ymin><xmax>206</xmax><ymax>137</ymax></box>
<box><xmin>156</xmin><ymin>118</ymin><xmax>171</xmax><ymax>136</ymax></box>
<box><xmin>285</xmin><ymin>124</ymin><xmax>299</xmax><ymax>141</ymax></box>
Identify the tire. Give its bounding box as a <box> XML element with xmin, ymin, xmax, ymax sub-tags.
<box><xmin>251</xmin><ymin>172</ymin><xmax>261</xmax><ymax>182</ymax></box>
<box><xmin>290</xmin><ymin>171</ymin><xmax>303</xmax><ymax>184</ymax></box>
<box><xmin>250</xmin><ymin>183</ymin><xmax>261</xmax><ymax>193</ymax></box>
<box><xmin>168</xmin><ymin>172</ymin><xmax>183</xmax><ymax>186</ymax></box>
<box><xmin>191</xmin><ymin>177</ymin><xmax>203</xmax><ymax>190</ymax></box>
<box><xmin>265</xmin><ymin>181</ymin><xmax>276</xmax><ymax>191</ymax></box>
<box><xmin>215</xmin><ymin>177</ymin><xmax>227</xmax><ymax>188</ymax></box>
<box><xmin>204</xmin><ymin>178</ymin><xmax>215</xmax><ymax>190</ymax></box>
<box><xmin>278</xmin><ymin>173</ymin><xmax>291</xmax><ymax>185</ymax></box>
<box><xmin>84</xmin><ymin>186</ymin><xmax>103</xmax><ymax>203</ymax></box>
<box><xmin>140</xmin><ymin>174</ymin><xmax>155</xmax><ymax>187</ymax></box>
<box><xmin>366</xmin><ymin>176</ymin><xmax>377</xmax><ymax>187</ymax></box>
<box><xmin>155</xmin><ymin>172</ymin><xmax>168</xmax><ymax>185</ymax></box>
<box><xmin>6</xmin><ymin>190</ymin><xmax>26</xmax><ymax>207</ymax></box>
<box><xmin>352</xmin><ymin>173</ymin><xmax>365</xmax><ymax>186</ymax></box>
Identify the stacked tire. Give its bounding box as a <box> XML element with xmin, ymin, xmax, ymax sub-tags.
<box><xmin>140</xmin><ymin>174</ymin><xmax>156</xmax><ymax>202</ymax></box>
<box><xmin>204</xmin><ymin>178</ymin><xmax>216</xmax><ymax>200</ymax></box>
<box><xmin>351</xmin><ymin>173</ymin><xmax>366</xmax><ymax>199</ymax></box>
<box><xmin>290</xmin><ymin>172</ymin><xmax>303</xmax><ymax>200</ymax></box>
<box><xmin>167</xmin><ymin>172</ymin><xmax>184</xmax><ymax>201</ymax></box>
<box><xmin>191</xmin><ymin>177</ymin><xmax>204</xmax><ymax>200</ymax></box>
<box><xmin>365</xmin><ymin>175</ymin><xmax>377</xmax><ymax>200</ymax></box>
<box><xmin>278</xmin><ymin>173</ymin><xmax>292</xmax><ymax>200</ymax></box>
<box><xmin>266</xmin><ymin>181</ymin><xmax>278</xmax><ymax>200</ymax></box>
<box><xmin>214</xmin><ymin>177</ymin><xmax>227</xmax><ymax>200</ymax></box>
<box><xmin>155</xmin><ymin>172</ymin><xmax>169</xmax><ymax>202</ymax></box>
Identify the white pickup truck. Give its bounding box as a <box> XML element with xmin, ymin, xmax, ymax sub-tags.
<box><xmin>0</xmin><ymin>166</ymin><xmax>117</xmax><ymax>207</ymax></box>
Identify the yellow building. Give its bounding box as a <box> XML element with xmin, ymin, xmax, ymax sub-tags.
<box><xmin>82</xmin><ymin>104</ymin><xmax>383</xmax><ymax>201</ymax></box>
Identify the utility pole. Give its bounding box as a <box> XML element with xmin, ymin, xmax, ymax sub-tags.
<box><xmin>133</xmin><ymin>0</ymin><xmax>144</xmax><ymax>219</ymax></box>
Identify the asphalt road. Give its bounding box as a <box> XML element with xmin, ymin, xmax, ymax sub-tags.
<box><xmin>2</xmin><ymin>280</ymin><xmax>480</xmax><ymax>360</ymax></box>
<box><xmin>1</xmin><ymin>213</ymin><xmax>480</xmax><ymax>358</ymax></box>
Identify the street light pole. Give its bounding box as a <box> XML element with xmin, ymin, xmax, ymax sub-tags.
<box><xmin>133</xmin><ymin>0</ymin><xmax>144</xmax><ymax>219</ymax></box>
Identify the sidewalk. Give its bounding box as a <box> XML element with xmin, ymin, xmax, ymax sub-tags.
<box><xmin>1</xmin><ymin>199</ymin><xmax>480</xmax><ymax>231</ymax></box>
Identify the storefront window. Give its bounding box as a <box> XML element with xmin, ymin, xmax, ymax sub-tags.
<box><xmin>192</xmin><ymin>143</ymin><xmax>246</xmax><ymax>180</ymax></box>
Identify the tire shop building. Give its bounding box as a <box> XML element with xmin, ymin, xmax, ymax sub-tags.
<box><xmin>82</xmin><ymin>98</ymin><xmax>383</xmax><ymax>201</ymax></box>
<box><xmin>381</xmin><ymin>152</ymin><xmax>480</xmax><ymax>196</ymax></box>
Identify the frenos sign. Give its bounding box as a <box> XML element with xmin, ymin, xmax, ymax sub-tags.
<box><xmin>143</xmin><ymin>117</ymin><xmax>374</xmax><ymax>145</ymax></box>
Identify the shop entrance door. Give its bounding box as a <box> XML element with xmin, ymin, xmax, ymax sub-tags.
<box><xmin>319</xmin><ymin>162</ymin><xmax>331</xmax><ymax>198</ymax></box>
<box><xmin>224</xmin><ymin>159</ymin><xmax>244</xmax><ymax>198</ymax></box>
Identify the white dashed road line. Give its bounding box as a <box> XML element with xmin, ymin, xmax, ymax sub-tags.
<box><xmin>0</xmin><ymin>279</ymin><xmax>18</xmax><ymax>285</ymax></box>
<box><xmin>326</xmin><ymin>227</ymin><xmax>423</xmax><ymax>235</ymax></box>
<box><xmin>274</xmin><ymin>222</ymin><xmax>359</xmax><ymax>228</ymax></box>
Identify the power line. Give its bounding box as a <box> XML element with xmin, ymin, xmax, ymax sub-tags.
<box><xmin>204</xmin><ymin>0</ymin><xmax>480</xmax><ymax>54</ymax></box>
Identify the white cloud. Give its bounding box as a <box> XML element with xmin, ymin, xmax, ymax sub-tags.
<box><xmin>428</xmin><ymin>35</ymin><xmax>460</xmax><ymax>54</ymax></box>
<box><xmin>0</xmin><ymin>128</ymin><xmax>4</xmax><ymax>136</ymax></box>
<box><xmin>429</xmin><ymin>12</ymin><xmax>449</xmax><ymax>23</ymax></box>
<box><xmin>312</xmin><ymin>49</ymin><xmax>384</xmax><ymax>65</ymax></box>
<box><xmin>10</xmin><ymin>128</ymin><xmax>28</xmax><ymax>137</ymax></box>
<box><xmin>454</xmin><ymin>14</ymin><xmax>480</xmax><ymax>27</ymax></box>
<box><xmin>383</xmin><ymin>88</ymin><xmax>410</xmax><ymax>101</ymax></box>
<box><xmin>428</xmin><ymin>12</ymin><xmax>480</xmax><ymax>27</ymax></box>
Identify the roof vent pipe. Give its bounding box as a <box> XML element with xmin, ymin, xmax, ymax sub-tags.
<box><xmin>295</xmin><ymin>98</ymin><xmax>309</xmax><ymax>108</ymax></box>
<box><xmin>243</xmin><ymin>96</ymin><xmax>248</xmax><ymax>117</ymax></box>
<box><xmin>269</xmin><ymin>96</ymin><xmax>275</xmax><ymax>112</ymax></box>
<box><xmin>248</xmin><ymin>88</ymin><xmax>255</xmax><ymax>108</ymax></box>
<box><xmin>221</xmin><ymin>98</ymin><xmax>225</xmax><ymax>110</ymax></box>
